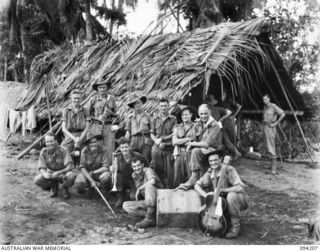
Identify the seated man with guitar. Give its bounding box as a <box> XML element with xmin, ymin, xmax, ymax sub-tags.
<box><xmin>195</xmin><ymin>150</ymin><xmax>248</xmax><ymax>239</ymax></box>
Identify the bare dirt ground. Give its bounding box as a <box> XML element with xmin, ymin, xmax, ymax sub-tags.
<box><xmin>0</xmin><ymin>140</ymin><xmax>319</xmax><ymax>245</ymax></box>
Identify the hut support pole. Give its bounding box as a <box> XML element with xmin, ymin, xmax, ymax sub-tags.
<box><xmin>16</xmin><ymin>123</ymin><xmax>62</xmax><ymax>159</ymax></box>
<box><xmin>44</xmin><ymin>75</ymin><xmax>52</xmax><ymax>131</ymax></box>
<box><xmin>16</xmin><ymin>92</ymin><xmax>94</xmax><ymax>160</ymax></box>
<box><xmin>270</xmin><ymin>61</ymin><xmax>313</xmax><ymax>164</ymax></box>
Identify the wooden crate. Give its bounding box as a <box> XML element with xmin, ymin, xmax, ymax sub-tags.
<box><xmin>156</xmin><ymin>189</ymin><xmax>202</xmax><ymax>228</ymax></box>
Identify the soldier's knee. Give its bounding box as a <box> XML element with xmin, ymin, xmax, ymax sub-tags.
<box><xmin>33</xmin><ymin>174</ymin><xmax>42</xmax><ymax>186</ymax></box>
<box><xmin>65</xmin><ymin>171</ymin><xmax>76</xmax><ymax>181</ymax></box>
<box><xmin>74</xmin><ymin>174</ymin><xmax>87</xmax><ymax>192</ymax></box>
<box><xmin>145</xmin><ymin>184</ymin><xmax>156</xmax><ymax>193</ymax></box>
<box><xmin>122</xmin><ymin>201</ymin><xmax>133</xmax><ymax>213</ymax></box>
<box><xmin>100</xmin><ymin>171</ymin><xmax>112</xmax><ymax>182</ymax></box>
<box><xmin>227</xmin><ymin>191</ymin><xmax>239</xmax><ymax>204</ymax></box>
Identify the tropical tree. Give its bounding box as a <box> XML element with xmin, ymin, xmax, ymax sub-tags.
<box><xmin>253</xmin><ymin>0</ymin><xmax>320</xmax><ymax>90</ymax></box>
<box><xmin>1</xmin><ymin>0</ymin><xmax>112</xmax><ymax>81</ymax></box>
<box><xmin>93</xmin><ymin>0</ymin><xmax>137</xmax><ymax>38</ymax></box>
<box><xmin>157</xmin><ymin>0</ymin><xmax>254</xmax><ymax>30</ymax></box>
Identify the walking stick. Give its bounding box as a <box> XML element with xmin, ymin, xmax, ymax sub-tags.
<box><xmin>95</xmin><ymin>187</ymin><xmax>117</xmax><ymax>218</ymax></box>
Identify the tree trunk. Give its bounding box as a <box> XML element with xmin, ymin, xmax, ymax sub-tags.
<box><xmin>109</xmin><ymin>0</ymin><xmax>116</xmax><ymax>37</ymax></box>
<box><xmin>176</xmin><ymin>0</ymin><xmax>180</xmax><ymax>33</ymax></box>
<box><xmin>18</xmin><ymin>0</ymin><xmax>28</xmax><ymax>80</ymax></box>
<box><xmin>84</xmin><ymin>0</ymin><xmax>93</xmax><ymax>41</ymax></box>
<box><xmin>4</xmin><ymin>56</ymin><xmax>7</xmax><ymax>82</ymax></box>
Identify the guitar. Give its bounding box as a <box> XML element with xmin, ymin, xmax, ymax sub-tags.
<box><xmin>197</xmin><ymin>155</ymin><xmax>231</xmax><ymax>236</ymax></box>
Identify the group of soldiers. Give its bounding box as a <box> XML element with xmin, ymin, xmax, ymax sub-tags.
<box><xmin>33</xmin><ymin>80</ymin><xmax>285</xmax><ymax>239</ymax></box>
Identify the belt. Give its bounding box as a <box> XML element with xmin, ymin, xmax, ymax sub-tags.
<box><xmin>91</xmin><ymin>119</ymin><xmax>113</xmax><ymax>125</ymax></box>
<box><xmin>132</xmin><ymin>133</ymin><xmax>150</xmax><ymax>137</ymax></box>
<box><xmin>69</xmin><ymin>129</ymin><xmax>84</xmax><ymax>133</ymax></box>
<box><xmin>180</xmin><ymin>147</ymin><xmax>187</xmax><ymax>152</ymax></box>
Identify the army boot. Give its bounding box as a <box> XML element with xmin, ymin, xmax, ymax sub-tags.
<box><xmin>225</xmin><ymin>218</ymin><xmax>241</xmax><ymax>239</ymax></box>
<box><xmin>115</xmin><ymin>191</ymin><xmax>125</xmax><ymax>208</ymax></box>
<box><xmin>271</xmin><ymin>158</ymin><xmax>278</xmax><ymax>175</ymax></box>
<box><xmin>135</xmin><ymin>207</ymin><xmax>156</xmax><ymax>229</ymax></box>
<box><xmin>62</xmin><ymin>185</ymin><xmax>70</xmax><ymax>199</ymax></box>
<box><xmin>50</xmin><ymin>181</ymin><xmax>59</xmax><ymax>198</ymax></box>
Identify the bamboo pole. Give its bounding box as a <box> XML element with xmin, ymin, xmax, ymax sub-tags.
<box><xmin>16</xmin><ymin>91</ymin><xmax>94</xmax><ymax>160</ymax></box>
<box><xmin>241</xmin><ymin>110</ymin><xmax>304</xmax><ymax>116</ymax></box>
<box><xmin>269</xmin><ymin>61</ymin><xmax>313</xmax><ymax>164</ymax></box>
<box><xmin>44</xmin><ymin>75</ymin><xmax>53</xmax><ymax>131</ymax></box>
<box><xmin>16</xmin><ymin>123</ymin><xmax>62</xmax><ymax>160</ymax></box>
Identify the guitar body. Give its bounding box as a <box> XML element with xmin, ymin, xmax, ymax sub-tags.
<box><xmin>197</xmin><ymin>194</ymin><xmax>229</xmax><ymax>236</ymax></box>
<box><xmin>196</xmin><ymin>155</ymin><xmax>232</xmax><ymax>237</ymax></box>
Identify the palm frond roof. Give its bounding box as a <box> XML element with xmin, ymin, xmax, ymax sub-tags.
<box><xmin>16</xmin><ymin>18</ymin><xmax>305</xmax><ymax>120</ymax></box>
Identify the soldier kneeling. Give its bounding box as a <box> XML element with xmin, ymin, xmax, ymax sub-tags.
<box><xmin>194</xmin><ymin>150</ymin><xmax>248</xmax><ymax>239</ymax></box>
<box><xmin>74</xmin><ymin>133</ymin><xmax>112</xmax><ymax>197</ymax></box>
<box><xmin>122</xmin><ymin>157</ymin><xmax>163</xmax><ymax>229</ymax></box>
<box><xmin>34</xmin><ymin>133</ymin><xmax>76</xmax><ymax>199</ymax></box>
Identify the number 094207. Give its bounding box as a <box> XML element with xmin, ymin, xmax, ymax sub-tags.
<box><xmin>300</xmin><ymin>246</ymin><xmax>318</xmax><ymax>250</ymax></box>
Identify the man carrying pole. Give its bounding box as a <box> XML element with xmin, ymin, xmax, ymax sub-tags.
<box><xmin>74</xmin><ymin>133</ymin><xmax>112</xmax><ymax>197</ymax></box>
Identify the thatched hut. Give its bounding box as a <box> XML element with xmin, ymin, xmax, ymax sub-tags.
<box><xmin>16</xmin><ymin>18</ymin><xmax>306</xmax><ymax>121</ymax></box>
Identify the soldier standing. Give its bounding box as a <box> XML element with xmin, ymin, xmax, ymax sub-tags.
<box><xmin>172</xmin><ymin>106</ymin><xmax>197</xmax><ymax>187</ymax></box>
<box><xmin>86</xmin><ymin>81</ymin><xmax>118</xmax><ymax>161</ymax></box>
<box><xmin>61</xmin><ymin>89</ymin><xmax>90</xmax><ymax>164</ymax></box>
<box><xmin>150</xmin><ymin>98</ymin><xmax>177</xmax><ymax>188</ymax></box>
<box><xmin>262</xmin><ymin>94</ymin><xmax>285</xmax><ymax>175</ymax></box>
<box><xmin>125</xmin><ymin>95</ymin><xmax>152</xmax><ymax>163</ymax></box>
<box><xmin>219</xmin><ymin>91</ymin><xmax>242</xmax><ymax>160</ymax></box>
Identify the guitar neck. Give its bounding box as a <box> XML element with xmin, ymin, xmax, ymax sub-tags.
<box><xmin>213</xmin><ymin>156</ymin><xmax>231</xmax><ymax>200</ymax></box>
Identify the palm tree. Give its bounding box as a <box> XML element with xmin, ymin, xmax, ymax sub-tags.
<box><xmin>157</xmin><ymin>0</ymin><xmax>253</xmax><ymax>30</ymax></box>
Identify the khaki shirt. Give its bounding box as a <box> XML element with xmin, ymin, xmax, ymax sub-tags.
<box><xmin>79</xmin><ymin>145</ymin><xmax>109</xmax><ymax>172</ymax></box>
<box><xmin>88</xmin><ymin>94</ymin><xmax>117</xmax><ymax>121</ymax></box>
<box><xmin>61</xmin><ymin>105</ymin><xmax>89</xmax><ymax>132</ymax></box>
<box><xmin>196</xmin><ymin>165</ymin><xmax>245</xmax><ymax>192</ymax></box>
<box><xmin>125</xmin><ymin>111</ymin><xmax>152</xmax><ymax>135</ymax></box>
<box><xmin>151</xmin><ymin>114</ymin><xmax>177</xmax><ymax>147</ymax></box>
<box><xmin>195</xmin><ymin>117</ymin><xmax>221</xmax><ymax>149</ymax></box>
<box><xmin>207</xmin><ymin>105</ymin><xmax>228</xmax><ymax>121</ymax></box>
<box><xmin>116</xmin><ymin>151</ymin><xmax>148</xmax><ymax>180</ymax></box>
<box><xmin>263</xmin><ymin>103</ymin><xmax>284</xmax><ymax>124</ymax></box>
<box><xmin>132</xmin><ymin>168</ymin><xmax>162</xmax><ymax>189</ymax></box>
<box><xmin>173</xmin><ymin>123</ymin><xmax>196</xmax><ymax>147</ymax></box>
<box><xmin>38</xmin><ymin>146</ymin><xmax>73</xmax><ymax>172</ymax></box>
<box><xmin>219</xmin><ymin>99</ymin><xmax>238</xmax><ymax>114</ymax></box>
